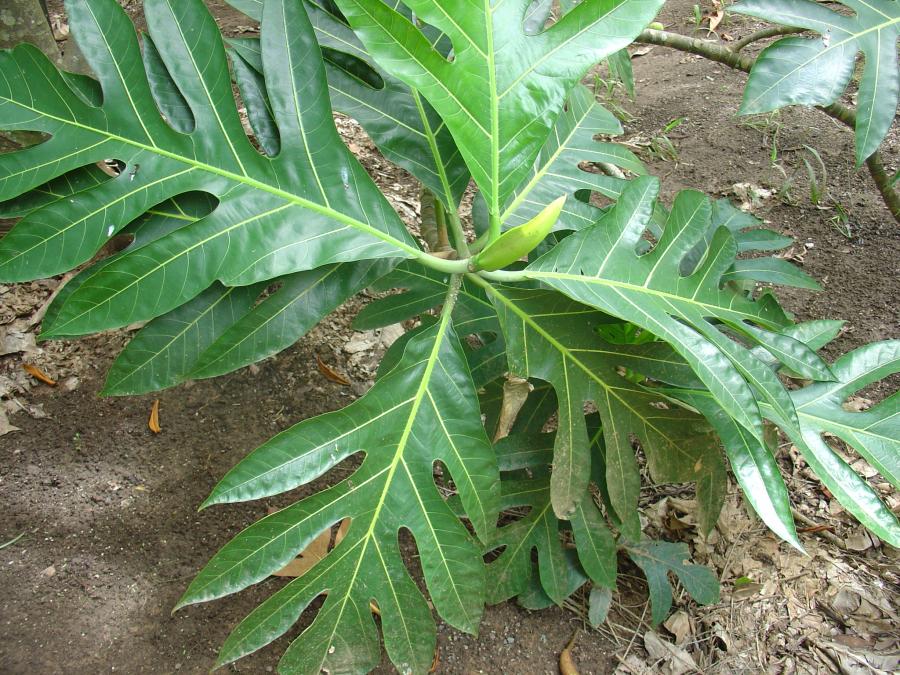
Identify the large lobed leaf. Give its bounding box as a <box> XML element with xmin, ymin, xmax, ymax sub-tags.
<box><xmin>483</xmin><ymin>283</ymin><xmax>727</xmax><ymax>531</ymax></box>
<box><xmin>732</xmin><ymin>0</ymin><xmax>900</xmax><ymax>164</ymax></box>
<box><xmin>502</xmin><ymin>176</ymin><xmax>834</xmax><ymax>517</ymax></box>
<box><xmin>670</xmin><ymin>339</ymin><xmax>900</xmax><ymax>547</ymax></box>
<box><xmin>224</xmin><ymin>0</ymin><xmax>471</xmax><ymax>211</ymax></box>
<box><xmin>0</xmin><ymin>0</ymin><xmax>418</xmax><ymax>337</ymax></box>
<box><xmin>178</xmin><ymin>284</ymin><xmax>500</xmax><ymax>673</ymax></box>
<box><xmin>331</xmin><ymin>0</ymin><xmax>663</xmax><ymax>230</ymax></box>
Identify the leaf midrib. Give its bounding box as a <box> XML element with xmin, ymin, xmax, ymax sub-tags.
<box><xmin>0</xmin><ymin>97</ymin><xmax>422</xmax><ymax>259</ymax></box>
<box><xmin>480</xmin><ymin>280</ymin><xmax>711</xmax><ymax>466</ymax></box>
<box><xmin>526</xmin><ymin>270</ymin><xmax>777</xmax><ymax>326</ymax></box>
<box><xmin>744</xmin><ymin>13</ymin><xmax>900</xmax><ymax>110</ymax></box>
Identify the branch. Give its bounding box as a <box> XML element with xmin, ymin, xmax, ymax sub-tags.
<box><xmin>731</xmin><ymin>26</ymin><xmax>807</xmax><ymax>52</ymax></box>
<box><xmin>634</xmin><ymin>29</ymin><xmax>900</xmax><ymax>224</ymax></box>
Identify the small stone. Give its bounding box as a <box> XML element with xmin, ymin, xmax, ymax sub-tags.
<box><xmin>506</xmin><ymin>636</ymin><xmax>515</xmax><ymax>644</ymax></box>
<box><xmin>41</xmin><ymin>565</ymin><xmax>56</xmax><ymax>577</ymax></box>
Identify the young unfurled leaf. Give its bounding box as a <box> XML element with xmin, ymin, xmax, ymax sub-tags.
<box><xmin>474</xmin><ymin>196</ymin><xmax>566</xmax><ymax>271</ymax></box>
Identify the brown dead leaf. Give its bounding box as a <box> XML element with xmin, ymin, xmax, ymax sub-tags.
<box><xmin>148</xmin><ymin>399</ymin><xmax>161</xmax><ymax>434</ymax></box>
<box><xmin>273</xmin><ymin>519</ymin><xmax>350</xmax><ymax>577</ymax></box>
<box><xmin>644</xmin><ymin>631</ymin><xmax>698</xmax><ymax>675</ymax></box>
<box><xmin>22</xmin><ymin>364</ymin><xmax>56</xmax><ymax>386</ymax></box>
<box><xmin>492</xmin><ymin>376</ymin><xmax>532</xmax><ymax>442</ymax></box>
<box><xmin>316</xmin><ymin>355</ymin><xmax>351</xmax><ymax>386</ymax></box>
<box><xmin>663</xmin><ymin>611</ymin><xmax>692</xmax><ymax>645</ymax></box>
<box><xmin>0</xmin><ymin>328</ymin><xmax>36</xmax><ymax>356</ymax></box>
<box><xmin>560</xmin><ymin>630</ymin><xmax>580</xmax><ymax>675</ymax></box>
<box><xmin>0</xmin><ymin>409</ymin><xmax>19</xmax><ymax>437</ymax></box>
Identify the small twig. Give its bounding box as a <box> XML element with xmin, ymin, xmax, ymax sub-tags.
<box><xmin>731</xmin><ymin>26</ymin><xmax>807</xmax><ymax>53</ymax></box>
<box><xmin>790</xmin><ymin>507</ymin><xmax>845</xmax><ymax>547</ymax></box>
<box><xmin>620</xmin><ymin>600</ymin><xmax>649</xmax><ymax>663</ymax></box>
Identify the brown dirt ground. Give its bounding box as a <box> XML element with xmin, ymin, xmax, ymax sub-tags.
<box><xmin>1</xmin><ymin>1</ymin><xmax>898</xmax><ymax>674</ymax></box>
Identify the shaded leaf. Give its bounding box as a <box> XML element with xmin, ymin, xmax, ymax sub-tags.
<box><xmin>483</xmin><ymin>282</ymin><xmax>726</xmax><ymax>534</ymax></box>
<box><xmin>625</xmin><ymin>539</ymin><xmax>719</xmax><ymax>625</ymax></box>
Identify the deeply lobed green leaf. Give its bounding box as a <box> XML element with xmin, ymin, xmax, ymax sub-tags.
<box><xmin>0</xmin><ymin>0</ymin><xmax>417</xmax><ymax>337</ymax></box>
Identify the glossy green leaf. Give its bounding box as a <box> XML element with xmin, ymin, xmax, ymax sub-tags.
<box><xmin>783</xmin><ymin>341</ymin><xmax>900</xmax><ymax>543</ymax></box>
<box><xmin>226</xmin><ymin>0</ymin><xmax>471</xmax><ymax>210</ymax></box>
<box><xmin>678</xmin><ymin>389</ymin><xmax>802</xmax><ymax>550</ymax></box>
<box><xmin>190</xmin><ymin>259</ymin><xmax>393</xmax><ymax>380</ymax></box>
<box><xmin>680</xmin><ymin>341</ymin><xmax>900</xmax><ymax>547</ymax></box>
<box><xmin>180</xmin><ymin>293</ymin><xmax>499</xmax><ymax>673</ymax></box>
<box><xmin>229</xmin><ymin>49</ymin><xmax>281</xmax><ymax>156</ymax></box>
<box><xmin>487</xmin><ymin>431</ymin><xmax>615</xmax><ymax>605</ymax></box>
<box><xmin>500</xmin><ymin>84</ymin><xmax>645</xmax><ymax>232</ymax></box>
<box><xmin>732</xmin><ymin>0</ymin><xmax>900</xmax><ymax>164</ymax></box>
<box><xmin>721</xmin><ymin>257</ymin><xmax>821</xmax><ymax>289</ymax></box>
<box><xmin>524</xmin><ymin>176</ymin><xmax>804</xmax><ymax>448</ymax></box>
<box><xmin>332</xmin><ymin>0</ymin><xmax>664</xmax><ymax>228</ymax></box>
<box><xmin>353</xmin><ymin>261</ymin><xmax>497</xmax><ymax>335</ymax></box>
<box><xmin>103</xmin><ymin>282</ymin><xmax>263</xmax><ymax>395</ymax></box>
<box><xmin>41</xmin><ymin>191</ymin><xmax>219</xmax><ymax>337</ymax></box>
<box><xmin>482</xmin><ymin>283</ymin><xmax>726</xmax><ymax>534</ymax></box>
<box><xmin>0</xmin><ymin>0</ymin><xmax>418</xmax><ymax>337</ymax></box>
<box><xmin>0</xmin><ymin>163</ymin><xmax>111</xmax><ymax>218</ymax></box>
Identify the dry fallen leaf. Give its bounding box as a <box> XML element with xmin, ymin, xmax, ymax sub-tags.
<box><xmin>560</xmin><ymin>630</ymin><xmax>580</xmax><ymax>675</ymax></box>
<box><xmin>148</xmin><ymin>399</ymin><xmax>161</xmax><ymax>434</ymax></box>
<box><xmin>663</xmin><ymin>611</ymin><xmax>692</xmax><ymax>645</ymax></box>
<box><xmin>316</xmin><ymin>355</ymin><xmax>351</xmax><ymax>386</ymax></box>
<box><xmin>492</xmin><ymin>376</ymin><xmax>532</xmax><ymax>442</ymax></box>
<box><xmin>644</xmin><ymin>631</ymin><xmax>698</xmax><ymax>675</ymax></box>
<box><xmin>273</xmin><ymin>519</ymin><xmax>350</xmax><ymax>577</ymax></box>
<box><xmin>0</xmin><ymin>409</ymin><xmax>20</xmax><ymax>437</ymax></box>
<box><xmin>22</xmin><ymin>364</ymin><xmax>56</xmax><ymax>386</ymax></box>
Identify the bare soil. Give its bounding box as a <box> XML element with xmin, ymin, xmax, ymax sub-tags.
<box><xmin>1</xmin><ymin>1</ymin><xmax>898</xmax><ymax>674</ymax></box>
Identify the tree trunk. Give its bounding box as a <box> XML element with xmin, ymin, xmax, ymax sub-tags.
<box><xmin>0</xmin><ymin>0</ymin><xmax>62</xmax><ymax>152</ymax></box>
<box><xmin>0</xmin><ymin>0</ymin><xmax>61</xmax><ymax>58</ymax></box>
